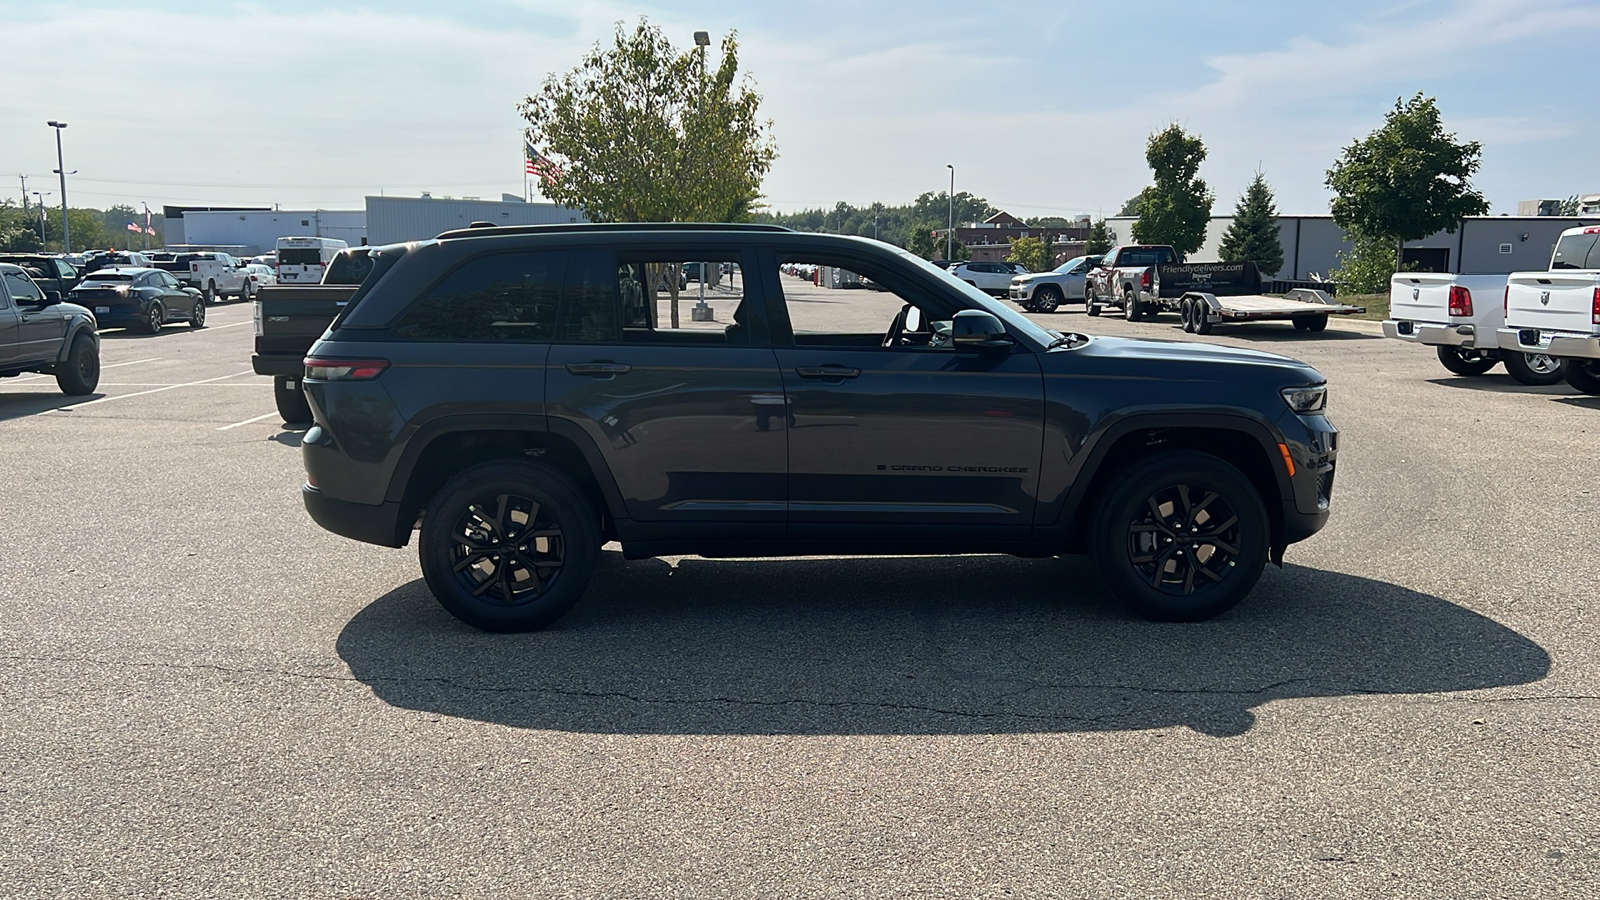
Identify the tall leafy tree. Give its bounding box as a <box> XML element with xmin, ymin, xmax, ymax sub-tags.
<box><xmin>1325</xmin><ymin>93</ymin><xmax>1488</xmax><ymax>268</ymax></box>
<box><xmin>1005</xmin><ymin>236</ymin><xmax>1052</xmax><ymax>272</ymax></box>
<box><xmin>1119</xmin><ymin>188</ymin><xmax>1152</xmax><ymax>218</ymax></box>
<box><xmin>1218</xmin><ymin>171</ymin><xmax>1284</xmax><ymax>275</ymax></box>
<box><xmin>1131</xmin><ymin>125</ymin><xmax>1213</xmax><ymax>257</ymax></box>
<box><xmin>519</xmin><ymin>19</ymin><xmax>777</xmax><ymax>326</ymax></box>
<box><xmin>1085</xmin><ymin>219</ymin><xmax>1113</xmax><ymax>255</ymax></box>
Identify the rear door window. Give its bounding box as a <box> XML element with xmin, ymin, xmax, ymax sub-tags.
<box><xmin>391</xmin><ymin>251</ymin><xmax>567</xmax><ymax>341</ymax></box>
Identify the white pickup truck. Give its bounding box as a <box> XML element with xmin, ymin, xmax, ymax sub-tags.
<box><xmin>1497</xmin><ymin>225</ymin><xmax>1600</xmax><ymax>394</ymax></box>
<box><xmin>1383</xmin><ymin>272</ymin><xmax>1566</xmax><ymax>385</ymax></box>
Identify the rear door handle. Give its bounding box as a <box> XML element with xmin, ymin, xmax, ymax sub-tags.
<box><xmin>565</xmin><ymin>361</ymin><xmax>632</xmax><ymax>377</ymax></box>
<box><xmin>795</xmin><ymin>366</ymin><xmax>861</xmax><ymax>380</ymax></box>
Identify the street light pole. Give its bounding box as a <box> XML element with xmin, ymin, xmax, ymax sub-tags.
<box><xmin>47</xmin><ymin>121</ymin><xmax>69</xmax><ymax>253</ymax></box>
<box><xmin>946</xmin><ymin>164</ymin><xmax>954</xmax><ymax>261</ymax></box>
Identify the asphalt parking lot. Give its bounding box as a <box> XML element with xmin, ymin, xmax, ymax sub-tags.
<box><xmin>2</xmin><ymin>295</ymin><xmax>1596</xmax><ymax>897</ymax></box>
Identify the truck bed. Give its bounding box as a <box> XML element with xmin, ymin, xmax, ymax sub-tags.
<box><xmin>252</xmin><ymin>284</ymin><xmax>358</xmax><ymax>376</ymax></box>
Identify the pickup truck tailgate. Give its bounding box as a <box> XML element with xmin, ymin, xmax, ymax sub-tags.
<box><xmin>1504</xmin><ymin>272</ymin><xmax>1600</xmax><ymax>334</ymax></box>
<box><xmin>1388</xmin><ymin>273</ymin><xmax>1460</xmax><ymax>323</ymax></box>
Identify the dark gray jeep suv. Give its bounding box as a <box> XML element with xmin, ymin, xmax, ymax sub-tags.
<box><xmin>300</xmin><ymin>224</ymin><xmax>1337</xmax><ymax>630</ymax></box>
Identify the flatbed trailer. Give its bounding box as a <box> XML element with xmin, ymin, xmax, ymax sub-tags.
<box><xmin>1176</xmin><ymin>288</ymin><xmax>1367</xmax><ymax>334</ymax></box>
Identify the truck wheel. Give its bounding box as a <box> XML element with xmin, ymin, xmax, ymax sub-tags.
<box><xmin>273</xmin><ymin>375</ymin><xmax>312</xmax><ymax>424</ymax></box>
<box><xmin>418</xmin><ymin>460</ymin><xmax>600</xmax><ymax>633</ymax></box>
<box><xmin>1123</xmin><ymin>288</ymin><xmax>1141</xmax><ymax>321</ymax></box>
<box><xmin>206</xmin><ymin>280</ymin><xmax>217</xmax><ymax>304</ymax></box>
<box><xmin>55</xmin><ymin>334</ymin><xmax>100</xmax><ymax>395</ymax></box>
<box><xmin>1436</xmin><ymin>346</ymin><xmax>1497</xmax><ymax>377</ymax></box>
<box><xmin>1033</xmin><ymin>285</ymin><xmax>1063</xmax><ymax>313</ymax></box>
<box><xmin>1563</xmin><ymin>360</ymin><xmax>1600</xmax><ymax>395</ymax></box>
<box><xmin>1503</xmin><ymin>351</ymin><xmax>1566</xmax><ymax>386</ymax></box>
<box><xmin>1089</xmin><ymin>450</ymin><xmax>1269</xmax><ymax>622</ymax></box>
<box><xmin>240</xmin><ymin>281</ymin><xmax>254</xmax><ymax>302</ymax></box>
<box><xmin>1086</xmin><ymin>302</ymin><xmax>1101</xmax><ymax>317</ymax></box>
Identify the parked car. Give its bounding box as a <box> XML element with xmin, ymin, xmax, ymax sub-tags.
<box><xmin>1383</xmin><ymin>271</ymin><xmax>1566</xmax><ymax>385</ymax></box>
<box><xmin>0</xmin><ymin>254</ymin><xmax>81</xmax><ymax>298</ymax></box>
<box><xmin>1498</xmin><ymin>225</ymin><xmax>1600</xmax><ymax>394</ymax></box>
<box><xmin>81</xmin><ymin>250</ymin><xmax>153</xmax><ymax>274</ymax></box>
<box><xmin>243</xmin><ymin>263</ymin><xmax>278</xmax><ymax>290</ymax></box>
<box><xmin>0</xmin><ymin>262</ymin><xmax>100</xmax><ymax>394</ymax></box>
<box><xmin>169</xmin><ymin>252</ymin><xmax>250</xmax><ymax>302</ymax></box>
<box><xmin>69</xmin><ymin>267</ymin><xmax>207</xmax><ymax>333</ymax></box>
<box><xmin>1010</xmin><ymin>255</ymin><xmax>1099</xmax><ymax>312</ymax></box>
<box><xmin>947</xmin><ymin>260</ymin><xmax>1018</xmax><ymax>295</ymax></box>
<box><xmin>297</xmin><ymin>223</ymin><xmax>1338</xmax><ymax>632</ymax></box>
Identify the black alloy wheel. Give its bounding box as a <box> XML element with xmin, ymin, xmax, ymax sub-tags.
<box><xmin>1435</xmin><ymin>345</ymin><xmax>1497</xmax><ymax>377</ymax></box>
<box><xmin>1090</xmin><ymin>451</ymin><xmax>1268</xmax><ymax>621</ymax></box>
<box><xmin>190</xmin><ymin>298</ymin><xmax>206</xmax><ymax>328</ymax></box>
<box><xmin>1034</xmin><ymin>285</ymin><xmax>1063</xmax><ymax>313</ymax></box>
<box><xmin>55</xmin><ymin>334</ymin><xmax>99</xmax><ymax>395</ymax></box>
<box><xmin>419</xmin><ymin>461</ymin><xmax>599</xmax><ymax>632</ymax></box>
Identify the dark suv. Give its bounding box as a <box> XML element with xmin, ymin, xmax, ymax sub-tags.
<box><xmin>301</xmin><ymin>224</ymin><xmax>1337</xmax><ymax>630</ymax></box>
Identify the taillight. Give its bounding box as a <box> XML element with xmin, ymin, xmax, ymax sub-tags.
<box><xmin>1593</xmin><ymin>287</ymin><xmax>1600</xmax><ymax>325</ymax></box>
<box><xmin>1140</xmin><ymin>269</ymin><xmax>1152</xmax><ymax>289</ymax></box>
<box><xmin>303</xmin><ymin>357</ymin><xmax>389</xmax><ymax>381</ymax></box>
<box><xmin>1448</xmin><ymin>285</ymin><xmax>1472</xmax><ymax>317</ymax></box>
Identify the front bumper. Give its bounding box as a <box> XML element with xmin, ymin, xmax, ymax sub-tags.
<box><xmin>1382</xmin><ymin>319</ymin><xmax>1477</xmax><ymax>347</ymax></box>
<box><xmin>1496</xmin><ymin>327</ymin><xmax>1600</xmax><ymax>360</ymax></box>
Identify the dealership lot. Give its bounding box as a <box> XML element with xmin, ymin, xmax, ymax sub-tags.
<box><xmin>1</xmin><ymin>302</ymin><xmax>1596</xmax><ymax>896</ymax></box>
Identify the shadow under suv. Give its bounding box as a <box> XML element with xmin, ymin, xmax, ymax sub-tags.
<box><xmin>300</xmin><ymin>224</ymin><xmax>1338</xmax><ymax>631</ymax></box>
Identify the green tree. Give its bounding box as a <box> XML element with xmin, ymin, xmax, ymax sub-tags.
<box><xmin>1005</xmin><ymin>235</ymin><xmax>1052</xmax><ymax>272</ymax></box>
<box><xmin>518</xmin><ymin>19</ymin><xmax>777</xmax><ymax>326</ymax></box>
<box><xmin>1217</xmin><ymin>171</ymin><xmax>1284</xmax><ymax>275</ymax></box>
<box><xmin>1131</xmin><ymin>124</ymin><xmax>1213</xmax><ymax>256</ymax></box>
<box><xmin>1119</xmin><ymin>188</ymin><xmax>1152</xmax><ymax>217</ymax></box>
<box><xmin>1330</xmin><ymin>229</ymin><xmax>1400</xmax><ymax>295</ymax></box>
<box><xmin>907</xmin><ymin>224</ymin><xmax>966</xmax><ymax>260</ymax></box>
<box><xmin>1085</xmin><ymin>219</ymin><xmax>1113</xmax><ymax>255</ymax></box>
<box><xmin>1558</xmin><ymin>195</ymin><xmax>1580</xmax><ymax>216</ymax></box>
<box><xmin>1325</xmin><ymin>93</ymin><xmax>1488</xmax><ymax>269</ymax></box>
<box><xmin>1024</xmin><ymin>216</ymin><xmax>1076</xmax><ymax>228</ymax></box>
<box><xmin>41</xmin><ymin>207</ymin><xmax>108</xmax><ymax>253</ymax></box>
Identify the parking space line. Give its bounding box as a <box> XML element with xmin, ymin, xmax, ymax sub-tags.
<box><xmin>216</xmin><ymin>411</ymin><xmax>282</xmax><ymax>431</ymax></box>
<box><xmin>11</xmin><ymin>356</ymin><xmax>164</xmax><ymax>382</ymax></box>
<box><xmin>54</xmin><ymin>370</ymin><xmax>258</xmax><ymax>411</ymax></box>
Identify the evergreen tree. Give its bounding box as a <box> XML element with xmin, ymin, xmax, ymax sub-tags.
<box><xmin>1086</xmin><ymin>219</ymin><xmax>1113</xmax><ymax>255</ymax></box>
<box><xmin>1217</xmin><ymin>172</ymin><xmax>1284</xmax><ymax>275</ymax></box>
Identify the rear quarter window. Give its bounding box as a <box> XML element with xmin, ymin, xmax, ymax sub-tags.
<box><xmin>390</xmin><ymin>250</ymin><xmax>567</xmax><ymax>341</ymax></box>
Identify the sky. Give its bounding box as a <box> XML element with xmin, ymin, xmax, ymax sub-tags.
<box><xmin>2</xmin><ymin>0</ymin><xmax>1595</xmax><ymax>219</ymax></box>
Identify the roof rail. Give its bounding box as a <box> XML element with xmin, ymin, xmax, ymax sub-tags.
<box><xmin>433</xmin><ymin>221</ymin><xmax>794</xmax><ymax>240</ymax></box>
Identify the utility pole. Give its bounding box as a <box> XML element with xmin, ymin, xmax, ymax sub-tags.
<box><xmin>47</xmin><ymin>121</ymin><xmax>70</xmax><ymax>252</ymax></box>
<box><xmin>946</xmin><ymin>164</ymin><xmax>955</xmax><ymax>260</ymax></box>
<box><xmin>18</xmin><ymin>174</ymin><xmax>27</xmax><ymax>210</ymax></box>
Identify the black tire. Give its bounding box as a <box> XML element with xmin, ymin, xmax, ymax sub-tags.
<box><xmin>1503</xmin><ymin>351</ymin><xmax>1566</xmax><ymax>386</ymax></box>
<box><xmin>1436</xmin><ymin>345</ymin><xmax>1497</xmax><ymax>377</ymax></box>
<box><xmin>1033</xmin><ymin>285</ymin><xmax>1063</xmax><ymax>313</ymax></box>
<box><xmin>1180</xmin><ymin>298</ymin><xmax>1196</xmax><ymax>333</ymax></box>
<box><xmin>1194</xmin><ymin>307</ymin><xmax>1214</xmax><ymax>334</ymax></box>
<box><xmin>206</xmin><ymin>279</ymin><xmax>217</xmax><ymax>304</ymax></box>
<box><xmin>1089</xmin><ymin>450</ymin><xmax>1269</xmax><ymax>622</ymax></box>
<box><xmin>1292</xmin><ymin>317</ymin><xmax>1311</xmax><ymax>331</ymax></box>
<box><xmin>1123</xmin><ymin>287</ymin><xmax>1141</xmax><ymax>321</ymax></box>
<box><xmin>418</xmin><ymin>461</ymin><xmax>600</xmax><ymax>633</ymax></box>
<box><xmin>1304</xmin><ymin>315</ymin><xmax>1329</xmax><ymax>333</ymax></box>
<box><xmin>1564</xmin><ymin>359</ymin><xmax>1600</xmax><ymax>395</ymax></box>
<box><xmin>240</xmin><ymin>281</ymin><xmax>254</xmax><ymax>302</ymax></box>
<box><xmin>55</xmin><ymin>334</ymin><xmax>100</xmax><ymax>395</ymax></box>
<box><xmin>139</xmin><ymin>303</ymin><xmax>164</xmax><ymax>335</ymax></box>
<box><xmin>189</xmin><ymin>297</ymin><xmax>207</xmax><ymax>328</ymax></box>
<box><xmin>273</xmin><ymin>375</ymin><xmax>312</xmax><ymax>424</ymax></box>
<box><xmin>1086</xmin><ymin>300</ymin><xmax>1101</xmax><ymax>317</ymax></box>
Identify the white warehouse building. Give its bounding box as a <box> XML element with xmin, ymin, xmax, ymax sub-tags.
<box><xmin>167</xmin><ymin>195</ymin><xmax>583</xmax><ymax>256</ymax></box>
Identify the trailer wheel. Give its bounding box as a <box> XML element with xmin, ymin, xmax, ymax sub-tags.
<box><xmin>1194</xmin><ymin>307</ymin><xmax>1214</xmax><ymax>335</ymax></box>
<box><xmin>1180</xmin><ymin>299</ymin><xmax>1196</xmax><ymax>333</ymax></box>
<box><xmin>1304</xmin><ymin>315</ymin><xmax>1329</xmax><ymax>333</ymax></box>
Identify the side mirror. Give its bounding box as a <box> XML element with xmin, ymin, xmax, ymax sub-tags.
<box><xmin>43</xmin><ymin>291</ymin><xmax>62</xmax><ymax>305</ymax></box>
<box><xmin>950</xmin><ymin>310</ymin><xmax>1013</xmax><ymax>351</ymax></box>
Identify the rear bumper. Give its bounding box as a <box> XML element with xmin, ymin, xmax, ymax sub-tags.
<box><xmin>1382</xmin><ymin>320</ymin><xmax>1477</xmax><ymax>347</ymax></box>
<box><xmin>302</xmin><ymin>484</ymin><xmax>410</xmax><ymax>547</ymax></box>
<box><xmin>1496</xmin><ymin>327</ymin><xmax>1600</xmax><ymax>359</ymax></box>
<box><xmin>252</xmin><ymin>353</ymin><xmax>303</xmax><ymax>377</ymax></box>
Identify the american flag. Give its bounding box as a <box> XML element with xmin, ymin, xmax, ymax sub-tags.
<box><xmin>143</xmin><ymin>205</ymin><xmax>155</xmax><ymax>235</ymax></box>
<box><xmin>126</xmin><ymin>222</ymin><xmax>142</xmax><ymax>233</ymax></box>
<box><xmin>524</xmin><ymin>141</ymin><xmax>562</xmax><ymax>182</ymax></box>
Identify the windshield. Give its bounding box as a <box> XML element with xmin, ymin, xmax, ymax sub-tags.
<box><xmin>1551</xmin><ymin>231</ymin><xmax>1600</xmax><ymax>270</ymax></box>
<box><xmin>1054</xmin><ymin>257</ymin><xmax>1086</xmax><ymax>273</ymax></box>
<box><xmin>280</xmin><ymin>248</ymin><xmax>323</xmax><ymax>266</ymax></box>
<box><xmin>891</xmin><ymin>247</ymin><xmax>1058</xmax><ymax>348</ymax></box>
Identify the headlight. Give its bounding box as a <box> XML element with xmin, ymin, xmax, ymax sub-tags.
<box><xmin>1281</xmin><ymin>385</ymin><xmax>1327</xmax><ymax>414</ymax></box>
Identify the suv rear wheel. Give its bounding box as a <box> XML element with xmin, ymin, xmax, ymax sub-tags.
<box><xmin>1089</xmin><ymin>451</ymin><xmax>1269</xmax><ymax>621</ymax></box>
<box><xmin>418</xmin><ymin>460</ymin><xmax>600</xmax><ymax>632</ymax></box>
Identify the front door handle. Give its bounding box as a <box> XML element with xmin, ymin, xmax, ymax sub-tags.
<box><xmin>795</xmin><ymin>366</ymin><xmax>861</xmax><ymax>380</ymax></box>
<box><xmin>566</xmin><ymin>361</ymin><xmax>632</xmax><ymax>377</ymax></box>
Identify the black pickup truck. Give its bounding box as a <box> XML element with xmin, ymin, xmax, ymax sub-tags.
<box><xmin>1</xmin><ymin>262</ymin><xmax>100</xmax><ymax>395</ymax></box>
<box><xmin>251</xmin><ymin>247</ymin><xmax>374</xmax><ymax>422</ymax></box>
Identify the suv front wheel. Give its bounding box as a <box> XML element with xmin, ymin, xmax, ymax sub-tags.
<box><xmin>1089</xmin><ymin>451</ymin><xmax>1269</xmax><ymax>621</ymax></box>
<box><xmin>418</xmin><ymin>460</ymin><xmax>600</xmax><ymax>632</ymax></box>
